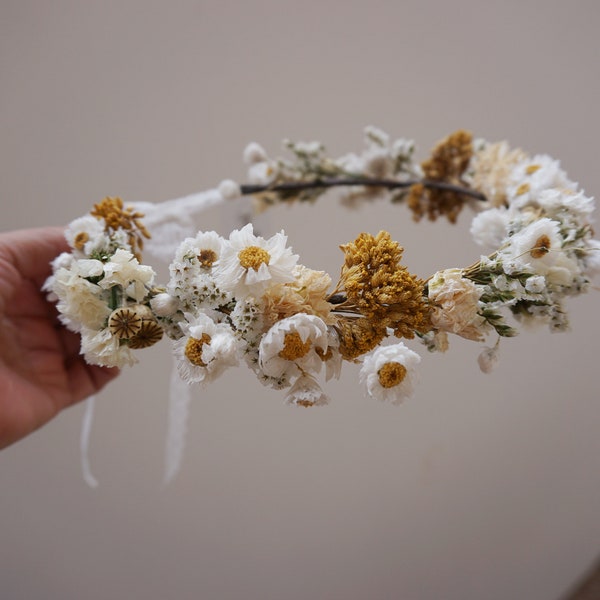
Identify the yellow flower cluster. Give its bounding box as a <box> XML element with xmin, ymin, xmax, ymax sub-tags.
<box><xmin>408</xmin><ymin>130</ymin><xmax>473</xmax><ymax>223</ymax></box>
<box><xmin>91</xmin><ymin>196</ymin><xmax>151</xmax><ymax>259</ymax></box>
<box><xmin>332</xmin><ymin>231</ymin><xmax>431</xmax><ymax>359</ymax></box>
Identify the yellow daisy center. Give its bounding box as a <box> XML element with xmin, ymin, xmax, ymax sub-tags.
<box><xmin>515</xmin><ymin>182</ymin><xmax>531</xmax><ymax>196</ymax></box>
<box><xmin>238</xmin><ymin>246</ymin><xmax>270</xmax><ymax>270</ymax></box>
<box><xmin>198</xmin><ymin>249</ymin><xmax>217</xmax><ymax>268</ymax></box>
<box><xmin>279</xmin><ymin>332</ymin><xmax>311</xmax><ymax>361</ymax></box>
<box><xmin>74</xmin><ymin>232</ymin><xmax>89</xmax><ymax>251</ymax></box>
<box><xmin>525</xmin><ymin>164</ymin><xmax>541</xmax><ymax>175</ymax></box>
<box><xmin>530</xmin><ymin>234</ymin><xmax>552</xmax><ymax>259</ymax></box>
<box><xmin>296</xmin><ymin>400</ymin><xmax>315</xmax><ymax>408</ymax></box>
<box><xmin>184</xmin><ymin>333</ymin><xmax>212</xmax><ymax>366</ymax></box>
<box><xmin>377</xmin><ymin>362</ymin><xmax>407</xmax><ymax>388</ymax></box>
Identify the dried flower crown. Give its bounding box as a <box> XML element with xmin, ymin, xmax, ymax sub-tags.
<box><xmin>45</xmin><ymin>127</ymin><xmax>600</xmax><ymax>409</ymax></box>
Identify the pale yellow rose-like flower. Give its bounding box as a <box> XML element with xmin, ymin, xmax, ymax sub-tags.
<box><xmin>470</xmin><ymin>141</ymin><xmax>526</xmax><ymax>207</ymax></box>
<box><xmin>260</xmin><ymin>265</ymin><xmax>334</xmax><ymax>326</ymax></box>
<box><xmin>428</xmin><ymin>268</ymin><xmax>488</xmax><ymax>341</ymax></box>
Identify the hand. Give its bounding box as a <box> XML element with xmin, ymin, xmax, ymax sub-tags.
<box><xmin>0</xmin><ymin>227</ymin><xmax>119</xmax><ymax>449</ymax></box>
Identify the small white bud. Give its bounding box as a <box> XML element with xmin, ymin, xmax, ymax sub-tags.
<box><xmin>150</xmin><ymin>293</ymin><xmax>179</xmax><ymax>317</ymax></box>
<box><xmin>477</xmin><ymin>345</ymin><xmax>500</xmax><ymax>374</ymax></box>
<box><xmin>243</xmin><ymin>142</ymin><xmax>268</xmax><ymax>165</ymax></box>
<box><xmin>218</xmin><ymin>179</ymin><xmax>241</xmax><ymax>200</ymax></box>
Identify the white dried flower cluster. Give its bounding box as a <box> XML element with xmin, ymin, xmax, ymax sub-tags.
<box><xmin>161</xmin><ymin>224</ymin><xmax>343</xmax><ymax>404</ymax></box>
<box><xmin>45</xmin><ymin>129</ymin><xmax>599</xmax><ymax>405</ymax></box>
<box><xmin>44</xmin><ymin>203</ymin><xmax>157</xmax><ymax>368</ymax></box>
<box><xmin>459</xmin><ymin>145</ymin><xmax>598</xmax><ymax>344</ymax></box>
<box><xmin>243</xmin><ymin>125</ymin><xmax>419</xmax><ymax>210</ymax></box>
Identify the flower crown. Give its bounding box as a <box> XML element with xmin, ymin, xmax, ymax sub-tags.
<box><xmin>45</xmin><ymin>127</ymin><xmax>600</xmax><ymax>408</ymax></box>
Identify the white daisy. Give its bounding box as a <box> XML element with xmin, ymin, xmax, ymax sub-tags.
<box><xmin>168</xmin><ymin>232</ymin><xmax>230</xmax><ymax>312</ymax></box>
<box><xmin>258</xmin><ymin>313</ymin><xmax>328</xmax><ymax>380</ymax></box>
<box><xmin>65</xmin><ymin>215</ymin><xmax>107</xmax><ymax>256</ymax></box>
<box><xmin>215</xmin><ymin>223</ymin><xmax>298</xmax><ymax>299</ymax></box>
<box><xmin>359</xmin><ymin>343</ymin><xmax>421</xmax><ymax>405</ymax></box>
<box><xmin>507</xmin><ymin>154</ymin><xmax>576</xmax><ymax>208</ymax></box>
<box><xmin>173</xmin><ymin>313</ymin><xmax>239</xmax><ymax>384</ymax></box>
<box><xmin>500</xmin><ymin>218</ymin><xmax>580</xmax><ymax>286</ymax></box>
<box><xmin>172</xmin><ymin>231</ymin><xmax>225</xmax><ymax>270</ymax></box>
<box><xmin>285</xmin><ymin>374</ymin><xmax>330</xmax><ymax>407</ymax></box>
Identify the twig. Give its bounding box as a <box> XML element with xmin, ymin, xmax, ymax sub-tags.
<box><xmin>240</xmin><ymin>177</ymin><xmax>487</xmax><ymax>202</ymax></box>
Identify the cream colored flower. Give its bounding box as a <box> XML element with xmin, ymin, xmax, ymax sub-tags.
<box><xmin>260</xmin><ymin>265</ymin><xmax>334</xmax><ymax>326</ymax></box>
<box><xmin>359</xmin><ymin>343</ymin><xmax>420</xmax><ymax>404</ymax></box>
<box><xmin>48</xmin><ymin>264</ymin><xmax>111</xmax><ymax>332</ymax></box>
<box><xmin>428</xmin><ymin>269</ymin><xmax>488</xmax><ymax>341</ymax></box>
<box><xmin>80</xmin><ymin>327</ymin><xmax>137</xmax><ymax>368</ymax></box>
<box><xmin>174</xmin><ymin>313</ymin><xmax>239</xmax><ymax>384</ymax></box>
<box><xmin>258</xmin><ymin>313</ymin><xmax>328</xmax><ymax>380</ymax></box>
<box><xmin>215</xmin><ymin>224</ymin><xmax>298</xmax><ymax>299</ymax></box>
<box><xmin>469</xmin><ymin>141</ymin><xmax>526</xmax><ymax>206</ymax></box>
<box><xmin>99</xmin><ymin>248</ymin><xmax>156</xmax><ymax>302</ymax></box>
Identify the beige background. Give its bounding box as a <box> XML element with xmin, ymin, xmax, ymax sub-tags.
<box><xmin>2</xmin><ymin>1</ymin><xmax>600</xmax><ymax>599</ymax></box>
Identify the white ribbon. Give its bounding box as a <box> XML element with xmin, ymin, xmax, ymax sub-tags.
<box><xmin>163</xmin><ymin>357</ymin><xmax>193</xmax><ymax>485</ymax></box>
<box><xmin>80</xmin><ymin>395</ymin><xmax>99</xmax><ymax>488</ymax></box>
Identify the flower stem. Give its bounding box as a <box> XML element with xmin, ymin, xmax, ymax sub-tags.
<box><xmin>240</xmin><ymin>178</ymin><xmax>487</xmax><ymax>202</ymax></box>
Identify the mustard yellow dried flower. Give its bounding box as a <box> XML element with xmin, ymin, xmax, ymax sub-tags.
<box><xmin>334</xmin><ymin>317</ymin><xmax>387</xmax><ymax>361</ymax></box>
<box><xmin>334</xmin><ymin>231</ymin><xmax>431</xmax><ymax>342</ymax></box>
<box><xmin>408</xmin><ymin>130</ymin><xmax>473</xmax><ymax>223</ymax></box>
<box><xmin>91</xmin><ymin>196</ymin><xmax>151</xmax><ymax>259</ymax></box>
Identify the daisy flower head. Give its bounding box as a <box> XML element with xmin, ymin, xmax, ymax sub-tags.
<box><xmin>258</xmin><ymin>313</ymin><xmax>328</xmax><ymax>381</ymax></box>
<box><xmin>171</xmin><ymin>231</ymin><xmax>225</xmax><ymax>272</ymax></box>
<box><xmin>174</xmin><ymin>312</ymin><xmax>239</xmax><ymax>384</ymax></box>
<box><xmin>500</xmin><ymin>218</ymin><xmax>580</xmax><ymax>286</ymax></box>
<box><xmin>359</xmin><ymin>342</ymin><xmax>421</xmax><ymax>405</ymax></box>
<box><xmin>168</xmin><ymin>231</ymin><xmax>230</xmax><ymax>311</ymax></box>
<box><xmin>507</xmin><ymin>154</ymin><xmax>576</xmax><ymax>208</ymax></box>
<box><xmin>65</xmin><ymin>215</ymin><xmax>109</xmax><ymax>257</ymax></box>
<box><xmin>285</xmin><ymin>373</ymin><xmax>330</xmax><ymax>408</ymax></box>
<box><xmin>215</xmin><ymin>223</ymin><xmax>298</xmax><ymax>299</ymax></box>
